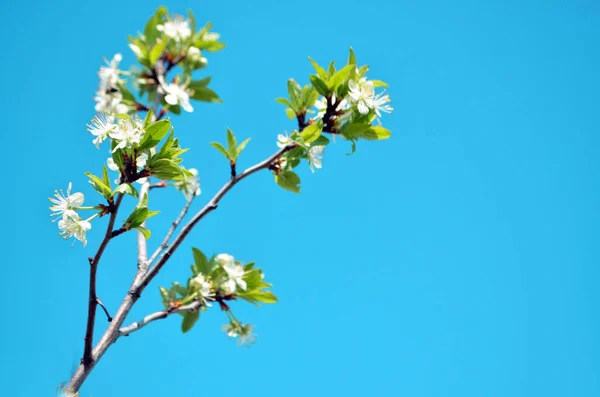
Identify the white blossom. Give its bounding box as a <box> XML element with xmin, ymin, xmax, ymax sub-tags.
<box><xmin>348</xmin><ymin>79</ymin><xmax>375</xmax><ymax>115</ymax></box>
<box><xmin>277</xmin><ymin>133</ymin><xmax>293</xmax><ymax>148</ymax></box>
<box><xmin>373</xmin><ymin>91</ymin><xmax>393</xmax><ymax>118</ymax></box>
<box><xmin>222</xmin><ymin>322</ymin><xmax>239</xmax><ymax>338</ymax></box>
<box><xmin>157</xmin><ymin>16</ymin><xmax>192</xmax><ymax>41</ymax></box>
<box><xmin>164</xmin><ymin>83</ymin><xmax>193</xmax><ymax>113</ymax></box>
<box><xmin>87</xmin><ymin>114</ymin><xmax>116</xmax><ymax>148</ymax></box>
<box><xmin>107</xmin><ymin>157</ymin><xmax>119</xmax><ymax>171</ymax></box>
<box><xmin>174</xmin><ymin>168</ymin><xmax>201</xmax><ymax>199</ymax></box>
<box><xmin>109</xmin><ymin>118</ymin><xmax>145</xmax><ymax>152</ymax></box>
<box><xmin>94</xmin><ymin>89</ymin><xmax>128</xmax><ymax>114</ymax></box>
<box><xmin>187</xmin><ymin>46</ymin><xmax>202</xmax><ymax>61</ymax></box>
<box><xmin>98</xmin><ymin>53</ymin><xmax>123</xmax><ymax>89</ymax></box>
<box><xmin>308</xmin><ymin>145</ymin><xmax>325</xmax><ymax>173</ymax></box>
<box><xmin>58</xmin><ymin>210</ymin><xmax>91</xmax><ymax>246</ymax></box>
<box><xmin>190</xmin><ymin>273</ymin><xmax>213</xmax><ymax>303</ymax></box>
<box><xmin>49</xmin><ymin>183</ymin><xmax>84</xmax><ymax>220</ymax></box>
<box><xmin>237</xmin><ymin>324</ymin><xmax>256</xmax><ymax>347</ymax></box>
<box><xmin>216</xmin><ymin>254</ymin><xmax>246</xmax><ymax>292</ymax></box>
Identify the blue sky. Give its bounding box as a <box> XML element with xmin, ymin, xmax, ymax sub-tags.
<box><xmin>1</xmin><ymin>0</ymin><xmax>599</xmax><ymax>396</ymax></box>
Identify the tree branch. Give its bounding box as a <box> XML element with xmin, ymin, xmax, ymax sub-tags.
<box><xmin>68</xmin><ymin>144</ymin><xmax>294</xmax><ymax>391</ymax></box>
<box><xmin>82</xmin><ymin>194</ymin><xmax>124</xmax><ymax>367</ymax></box>
<box><xmin>119</xmin><ymin>301</ymin><xmax>202</xmax><ymax>337</ymax></box>
<box><xmin>147</xmin><ymin>195</ymin><xmax>196</xmax><ymax>266</ymax></box>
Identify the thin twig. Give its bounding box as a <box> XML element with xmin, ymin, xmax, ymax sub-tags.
<box><xmin>147</xmin><ymin>195</ymin><xmax>196</xmax><ymax>266</ymax></box>
<box><xmin>96</xmin><ymin>298</ymin><xmax>112</xmax><ymax>322</ymax></box>
<box><xmin>82</xmin><ymin>193</ymin><xmax>124</xmax><ymax>367</ymax></box>
<box><xmin>119</xmin><ymin>301</ymin><xmax>202</xmax><ymax>337</ymax></box>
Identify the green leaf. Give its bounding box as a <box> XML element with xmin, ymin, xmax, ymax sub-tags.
<box><xmin>181</xmin><ymin>310</ymin><xmax>200</xmax><ymax>333</ymax></box>
<box><xmin>309</xmin><ymin>75</ymin><xmax>329</xmax><ymax>97</ymax></box>
<box><xmin>146</xmin><ymin>210</ymin><xmax>160</xmax><ymax>219</ymax></box>
<box><xmin>102</xmin><ymin>166</ymin><xmax>111</xmax><ymax>189</ymax></box>
<box><xmin>210</xmin><ymin>142</ymin><xmax>231</xmax><ymax>160</ymax></box>
<box><xmin>361</xmin><ymin>126</ymin><xmax>392</xmax><ymax>140</ymax></box>
<box><xmin>136</xmin><ymin>226</ymin><xmax>151</xmax><ymax>240</ymax></box>
<box><xmin>86</xmin><ymin>172</ymin><xmax>112</xmax><ymax>199</ymax></box>
<box><xmin>190</xmin><ymin>86</ymin><xmax>221</xmax><ymax>103</ymax></box>
<box><xmin>328</xmin><ymin>60</ymin><xmax>336</xmax><ymax>77</ymax></box>
<box><xmin>300</xmin><ymin>122</ymin><xmax>322</xmax><ymax>144</ymax></box>
<box><xmin>284</xmin><ymin>108</ymin><xmax>296</xmax><ymax>120</ymax></box>
<box><xmin>144</xmin><ymin>6</ymin><xmax>167</xmax><ymax>46</ymax></box>
<box><xmin>275</xmin><ymin>97</ymin><xmax>292</xmax><ymax>107</ymax></box>
<box><xmin>348</xmin><ymin>47</ymin><xmax>357</xmax><ymax>65</ymax></box>
<box><xmin>236</xmin><ymin>138</ymin><xmax>251</xmax><ymax>157</ymax></box>
<box><xmin>126</xmin><ymin>207</ymin><xmax>149</xmax><ymax>229</ymax></box>
<box><xmin>341</xmin><ymin>123</ymin><xmax>370</xmax><ymax>138</ymax></box>
<box><xmin>275</xmin><ymin>171</ymin><xmax>301</xmax><ymax>193</ymax></box>
<box><xmin>149</xmin><ymin>159</ymin><xmax>185</xmax><ymax>180</ymax></box>
<box><xmin>372</xmin><ymin>80</ymin><xmax>389</xmax><ymax>88</ymax></box>
<box><xmin>188</xmin><ymin>77</ymin><xmax>211</xmax><ymax>90</ymax></box>
<box><xmin>112</xmin><ymin>183</ymin><xmax>139</xmax><ymax>198</ymax></box>
<box><xmin>149</xmin><ymin>39</ymin><xmax>166</xmax><ymax>65</ymax></box>
<box><xmin>329</xmin><ymin>64</ymin><xmax>353</xmax><ymax>90</ymax></box>
<box><xmin>138</xmin><ymin>120</ymin><xmax>172</xmax><ymax>152</ymax></box>
<box><xmin>192</xmin><ymin>248</ymin><xmax>211</xmax><ymax>275</ymax></box>
<box><xmin>143</xmin><ymin>109</ymin><xmax>154</xmax><ymax>129</ymax></box>
<box><xmin>187</xmin><ymin>9</ymin><xmax>196</xmax><ymax>34</ymax></box>
<box><xmin>287</xmin><ymin>79</ymin><xmax>302</xmax><ymax>109</ymax></box>
<box><xmin>308</xmin><ymin>57</ymin><xmax>328</xmax><ymax>81</ymax></box>
<box><xmin>226</xmin><ymin>128</ymin><xmax>237</xmax><ymax>159</ymax></box>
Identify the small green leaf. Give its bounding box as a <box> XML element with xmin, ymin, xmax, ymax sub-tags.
<box><xmin>190</xmin><ymin>86</ymin><xmax>221</xmax><ymax>103</ymax></box>
<box><xmin>275</xmin><ymin>97</ymin><xmax>293</xmax><ymax>107</ymax></box>
<box><xmin>181</xmin><ymin>310</ymin><xmax>200</xmax><ymax>333</ymax></box>
<box><xmin>329</xmin><ymin>64</ymin><xmax>353</xmax><ymax>90</ymax></box>
<box><xmin>308</xmin><ymin>57</ymin><xmax>328</xmax><ymax>81</ymax></box>
<box><xmin>149</xmin><ymin>39</ymin><xmax>166</xmax><ymax>65</ymax></box>
<box><xmin>136</xmin><ymin>226</ymin><xmax>151</xmax><ymax>240</ymax></box>
<box><xmin>113</xmin><ymin>183</ymin><xmax>139</xmax><ymax>198</ymax></box>
<box><xmin>309</xmin><ymin>75</ymin><xmax>329</xmax><ymax>97</ymax></box>
<box><xmin>149</xmin><ymin>159</ymin><xmax>185</xmax><ymax>180</ymax></box>
<box><xmin>86</xmin><ymin>172</ymin><xmax>112</xmax><ymax>199</ymax></box>
<box><xmin>192</xmin><ymin>248</ymin><xmax>211</xmax><ymax>275</ymax></box>
<box><xmin>144</xmin><ymin>6</ymin><xmax>167</xmax><ymax>46</ymax></box>
<box><xmin>275</xmin><ymin>171</ymin><xmax>301</xmax><ymax>193</ymax></box>
<box><xmin>210</xmin><ymin>142</ymin><xmax>231</xmax><ymax>160</ymax></box>
<box><xmin>143</xmin><ymin>109</ymin><xmax>154</xmax><ymax>128</ymax></box>
<box><xmin>287</xmin><ymin>79</ymin><xmax>302</xmax><ymax>109</ymax></box>
<box><xmin>236</xmin><ymin>138</ymin><xmax>251</xmax><ymax>157</ymax></box>
<box><xmin>226</xmin><ymin>128</ymin><xmax>237</xmax><ymax>159</ymax></box>
<box><xmin>300</xmin><ymin>122</ymin><xmax>322</xmax><ymax>144</ymax></box>
<box><xmin>187</xmin><ymin>8</ymin><xmax>196</xmax><ymax>34</ymax></box>
<box><xmin>372</xmin><ymin>80</ymin><xmax>389</xmax><ymax>88</ymax></box>
<box><xmin>362</xmin><ymin>126</ymin><xmax>392</xmax><ymax>140</ymax></box>
<box><xmin>102</xmin><ymin>166</ymin><xmax>111</xmax><ymax>189</ymax></box>
<box><xmin>348</xmin><ymin>47</ymin><xmax>357</xmax><ymax>65</ymax></box>
<box><xmin>126</xmin><ymin>207</ymin><xmax>149</xmax><ymax>229</ymax></box>
<box><xmin>138</xmin><ymin>120</ymin><xmax>171</xmax><ymax>151</ymax></box>
<box><xmin>188</xmin><ymin>77</ymin><xmax>211</xmax><ymax>90</ymax></box>
<box><xmin>284</xmin><ymin>108</ymin><xmax>296</xmax><ymax>119</ymax></box>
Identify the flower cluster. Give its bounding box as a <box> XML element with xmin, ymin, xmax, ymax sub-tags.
<box><xmin>222</xmin><ymin>322</ymin><xmax>256</xmax><ymax>347</ymax></box>
<box><xmin>49</xmin><ymin>183</ymin><xmax>94</xmax><ymax>246</ymax></box>
<box><xmin>94</xmin><ymin>53</ymin><xmax>128</xmax><ymax>114</ymax></box>
<box><xmin>174</xmin><ymin>167</ymin><xmax>201</xmax><ymax>199</ymax></box>
<box><xmin>159</xmin><ymin>248</ymin><xmax>276</xmax><ymax>342</ymax></box>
